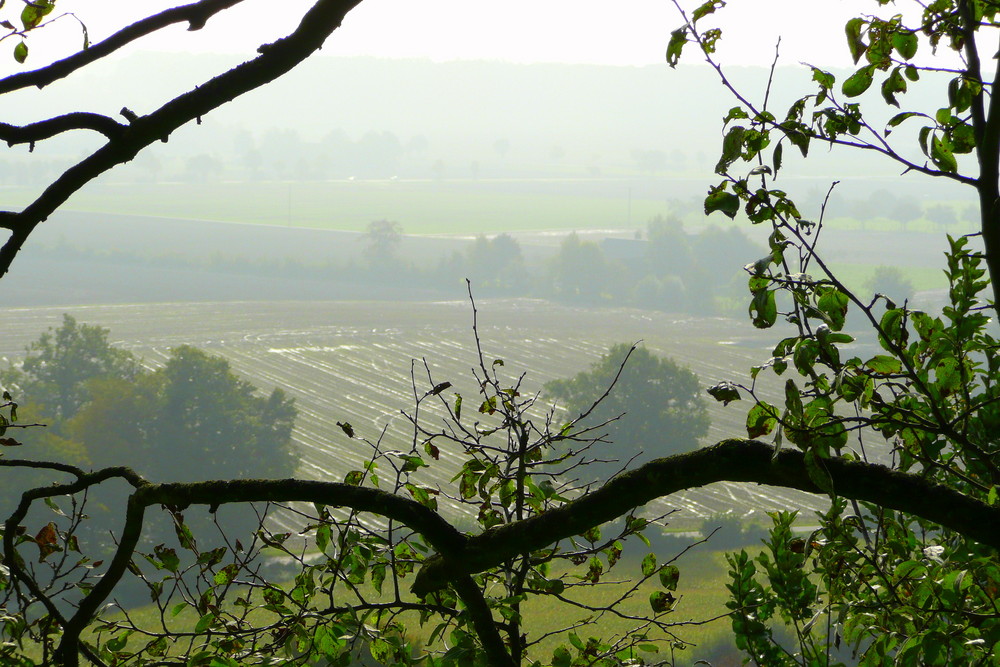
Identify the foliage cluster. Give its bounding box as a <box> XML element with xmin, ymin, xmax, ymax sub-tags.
<box><xmin>671</xmin><ymin>0</ymin><xmax>1000</xmax><ymax>661</ymax></box>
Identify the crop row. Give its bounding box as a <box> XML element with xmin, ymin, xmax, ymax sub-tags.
<box><xmin>1</xmin><ymin>300</ymin><xmax>831</xmax><ymax>534</ymax></box>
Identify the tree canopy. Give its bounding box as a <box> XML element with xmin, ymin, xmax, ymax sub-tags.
<box><xmin>545</xmin><ymin>343</ymin><xmax>709</xmax><ymax>478</ymax></box>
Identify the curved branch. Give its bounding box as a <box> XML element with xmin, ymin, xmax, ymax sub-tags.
<box><xmin>413</xmin><ymin>439</ymin><xmax>1000</xmax><ymax>595</ymax></box>
<box><xmin>0</xmin><ymin>0</ymin><xmax>364</xmax><ymax>279</ymax></box>
<box><xmin>0</xmin><ymin>113</ymin><xmax>125</xmax><ymax>145</ymax></box>
<box><xmin>3</xmin><ymin>465</ymin><xmax>148</xmax><ymax>667</ymax></box>
<box><xmin>132</xmin><ymin>478</ymin><xmax>469</xmax><ymax>555</ymax></box>
<box><xmin>13</xmin><ymin>440</ymin><xmax>1000</xmax><ymax>665</ymax></box>
<box><xmin>0</xmin><ymin>0</ymin><xmax>247</xmax><ymax>94</ymax></box>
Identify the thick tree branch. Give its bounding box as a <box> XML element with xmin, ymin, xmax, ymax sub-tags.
<box><xmin>132</xmin><ymin>478</ymin><xmax>469</xmax><ymax>556</ymax></box>
<box><xmin>10</xmin><ymin>438</ymin><xmax>1000</xmax><ymax>665</ymax></box>
<box><xmin>413</xmin><ymin>439</ymin><xmax>1000</xmax><ymax>595</ymax></box>
<box><xmin>0</xmin><ymin>0</ymin><xmax>247</xmax><ymax>94</ymax></box>
<box><xmin>0</xmin><ymin>113</ymin><xmax>125</xmax><ymax>146</ymax></box>
<box><xmin>3</xmin><ymin>465</ymin><xmax>148</xmax><ymax>667</ymax></box>
<box><xmin>0</xmin><ymin>0</ymin><xmax>363</xmax><ymax>279</ymax></box>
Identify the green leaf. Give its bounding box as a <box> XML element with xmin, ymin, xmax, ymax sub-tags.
<box><xmin>707</xmin><ymin>381</ymin><xmax>741</xmax><ymax>405</ymax></box>
<box><xmin>20</xmin><ymin>0</ymin><xmax>53</xmax><ymax>31</ymax></box>
<box><xmin>704</xmin><ymin>190</ymin><xmax>740</xmax><ymax>218</ymax></box>
<box><xmin>844</xmin><ymin>18</ymin><xmax>867</xmax><ymax>64</ymax></box>
<box><xmin>749</xmin><ymin>289</ymin><xmax>777</xmax><ymax>329</ymax></box>
<box><xmin>43</xmin><ymin>496</ymin><xmax>66</xmax><ymax>516</ymax></box>
<box><xmin>344</xmin><ymin>470</ymin><xmax>364</xmax><ymax>486</ymax></box>
<box><xmin>724</xmin><ymin>106</ymin><xmax>750</xmax><ymax>123</ymax></box>
<box><xmin>154</xmin><ymin>545</ymin><xmax>180</xmax><ymax>573</ymax></box>
<box><xmin>880</xmin><ymin>68</ymin><xmax>907</xmax><ymax>107</ymax></box>
<box><xmin>315</xmin><ymin>524</ymin><xmax>331</xmax><ymax>553</ymax></box>
<box><xmin>784</xmin><ymin>379</ymin><xmax>803</xmax><ymax>419</ymax></box>
<box><xmin>951</xmin><ymin>123</ymin><xmax>976</xmax><ymax>153</ymax></box>
<box><xmin>716</xmin><ymin>125</ymin><xmax>746</xmax><ymax>175</ymax></box>
<box><xmin>649</xmin><ymin>590</ymin><xmax>675</xmax><ymax>613</ymax></box>
<box><xmin>194</xmin><ymin>612</ymin><xmax>215</xmax><ymax>634</ymax></box>
<box><xmin>105</xmin><ymin>634</ymin><xmax>129</xmax><ymax>653</ymax></box>
<box><xmin>213</xmin><ymin>564</ymin><xmax>238</xmax><ymax>585</ymax></box>
<box><xmin>13</xmin><ymin>41</ymin><xmax>27</xmax><ymax>64</ymax></box>
<box><xmin>817</xmin><ymin>288</ymin><xmax>849</xmax><ymax>330</ymax></box>
<box><xmin>453</xmin><ymin>393</ymin><xmax>462</xmax><ymax>421</ymax></box>
<box><xmin>692</xmin><ymin>0</ymin><xmax>724</xmax><ymax>23</ymax></box>
<box><xmin>949</xmin><ymin>77</ymin><xmax>973</xmax><ymax>113</ymax></box>
<box><xmin>866</xmin><ymin>355</ymin><xmax>902</xmax><ymax>375</ymax></box>
<box><xmin>842</xmin><ymin>65</ymin><xmax>875</xmax><ymax>97</ymax></box>
<box><xmin>553</xmin><ymin>646</ymin><xmax>572</xmax><ymax>667</ymax></box>
<box><xmin>884</xmin><ymin>111</ymin><xmax>922</xmax><ymax>137</ymax></box>
<box><xmin>659</xmin><ymin>564</ymin><xmax>680</xmax><ymax>590</ymax></box>
<box><xmin>804</xmin><ymin>450</ymin><xmax>834</xmax><ymax>494</ymax></box>
<box><xmin>641</xmin><ymin>553</ymin><xmax>657</xmax><ymax>577</ymax></box>
<box><xmin>930</xmin><ymin>134</ymin><xmax>958</xmax><ymax>173</ymax></box>
<box><xmin>892</xmin><ymin>31</ymin><xmax>918</xmax><ymax>60</ymax></box>
<box><xmin>666</xmin><ymin>28</ymin><xmax>687</xmax><ymax>68</ymax></box>
<box><xmin>336</xmin><ymin>421</ymin><xmax>354</xmax><ymax>438</ymax></box>
<box><xmin>746</xmin><ymin>401</ymin><xmax>779</xmax><ymax>438</ymax></box>
<box><xmin>399</xmin><ymin>454</ymin><xmax>427</xmax><ymax>473</ymax></box>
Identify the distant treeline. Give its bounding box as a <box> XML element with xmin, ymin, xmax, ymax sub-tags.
<box><xmin>32</xmin><ymin>216</ymin><xmax>762</xmax><ymax>315</ymax></box>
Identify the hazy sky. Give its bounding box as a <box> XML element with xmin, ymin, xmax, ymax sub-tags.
<box><xmin>6</xmin><ymin>0</ymin><xmax>878</xmax><ymax>70</ymax></box>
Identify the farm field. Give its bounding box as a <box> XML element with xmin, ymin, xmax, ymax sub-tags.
<box><xmin>3</xmin><ymin>180</ymin><xmax>671</xmax><ymax>236</ymax></box>
<box><xmin>0</xmin><ymin>299</ymin><xmax>832</xmax><ymax>535</ymax></box>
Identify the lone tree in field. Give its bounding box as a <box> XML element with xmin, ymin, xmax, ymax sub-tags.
<box><xmin>546</xmin><ymin>343</ymin><xmax>709</xmax><ymax>477</ymax></box>
<box><xmin>4</xmin><ymin>1</ymin><xmax>1000</xmax><ymax>666</ymax></box>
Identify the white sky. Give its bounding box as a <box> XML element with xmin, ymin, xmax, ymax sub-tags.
<box><xmin>3</xmin><ymin>0</ymin><xmax>879</xmax><ymax>72</ymax></box>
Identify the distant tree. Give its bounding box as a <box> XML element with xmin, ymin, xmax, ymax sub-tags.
<box><xmin>356</xmin><ymin>130</ymin><xmax>403</xmax><ymax>177</ymax></box>
<box><xmin>690</xmin><ymin>224</ymin><xmax>763</xmax><ymax>304</ymax></box>
<box><xmin>363</xmin><ymin>219</ymin><xmax>403</xmax><ymax>266</ymax></box>
<box><xmin>852</xmin><ymin>188</ymin><xmax>899</xmax><ymax>228</ymax></box>
<box><xmin>0</xmin><ymin>314</ymin><xmax>139</xmax><ymax>427</ymax></box>
<box><xmin>645</xmin><ymin>215</ymin><xmax>694</xmax><ymax>279</ymax></box>
<box><xmin>865</xmin><ymin>266</ymin><xmax>915</xmax><ymax>304</ymax></box>
<box><xmin>545</xmin><ymin>343</ymin><xmax>709</xmax><ymax>480</ymax></box>
<box><xmin>925</xmin><ymin>202</ymin><xmax>958</xmax><ymax>230</ymax></box>
<box><xmin>465</xmin><ymin>233</ymin><xmax>526</xmax><ymax>292</ymax></box>
<box><xmin>549</xmin><ymin>232</ymin><xmax>610</xmax><ymax>303</ymax></box>
<box><xmin>183</xmin><ymin>153</ymin><xmax>224</xmax><ymax>183</ymax></box>
<box><xmin>887</xmin><ymin>198</ymin><xmax>923</xmax><ymax>230</ymax></box>
<box><xmin>72</xmin><ymin>345</ymin><xmax>296</xmax><ymax>483</ymax></box>
<box><xmin>631</xmin><ymin>148</ymin><xmax>668</xmax><ymax>174</ymax></box>
<box><xmin>493</xmin><ymin>137</ymin><xmax>510</xmax><ymax>159</ymax></box>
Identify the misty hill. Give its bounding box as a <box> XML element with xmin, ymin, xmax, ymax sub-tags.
<box><xmin>4</xmin><ymin>54</ymin><xmax>972</xmax><ymax>205</ymax></box>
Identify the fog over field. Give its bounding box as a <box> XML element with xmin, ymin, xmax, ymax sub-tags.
<box><xmin>0</xmin><ymin>55</ymin><xmax>967</xmax><ymax>523</ymax></box>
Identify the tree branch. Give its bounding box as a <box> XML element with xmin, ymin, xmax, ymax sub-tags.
<box><xmin>0</xmin><ymin>113</ymin><xmax>125</xmax><ymax>146</ymax></box>
<box><xmin>0</xmin><ymin>0</ymin><xmax>247</xmax><ymax>94</ymax></box>
<box><xmin>0</xmin><ymin>0</ymin><xmax>364</xmax><ymax>280</ymax></box>
<box><xmin>11</xmin><ymin>439</ymin><xmax>1000</xmax><ymax>664</ymax></box>
<box><xmin>413</xmin><ymin>439</ymin><xmax>1000</xmax><ymax>595</ymax></box>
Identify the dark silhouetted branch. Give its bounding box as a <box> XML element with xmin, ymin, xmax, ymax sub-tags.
<box><xmin>412</xmin><ymin>438</ymin><xmax>1000</xmax><ymax>595</ymax></box>
<box><xmin>0</xmin><ymin>113</ymin><xmax>125</xmax><ymax>145</ymax></box>
<box><xmin>0</xmin><ymin>0</ymin><xmax>364</xmax><ymax>281</ymax></box>
<box><xmin>0</xmin><ymin>0</ymin><xmax>247</xmax><ymax>94</ymax></box>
